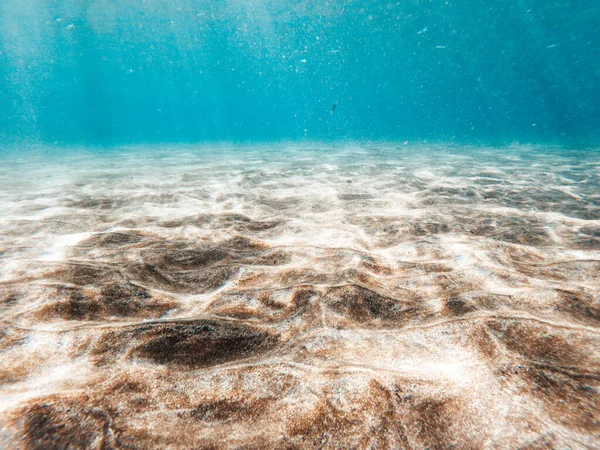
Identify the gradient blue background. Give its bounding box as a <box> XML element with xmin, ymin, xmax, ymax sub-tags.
<box><xmin>1</xmin><ymin>0</ymin><xmax>598</xmax><ymax>146</ymax></box>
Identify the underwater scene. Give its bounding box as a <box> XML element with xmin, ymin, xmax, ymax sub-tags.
<box><xmin>1</xmin><ymin>1</ymin><xmax>599</xmax><ymax>449</ymax></box>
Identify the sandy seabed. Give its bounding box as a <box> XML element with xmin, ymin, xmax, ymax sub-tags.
<box><xmin>0</xmin><ymin>143</ymin><xmax>599</xmax><ymax>449</ymax></box>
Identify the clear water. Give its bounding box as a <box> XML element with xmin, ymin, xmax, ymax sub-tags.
<box><xmin>1</xmin><ymin>1</ymin><xmax>599</xmax><ymax>145</ymax></box>
<box><xmin>1</xmin><ymin>2</ymin><xmax>599</xmax><ymax>449</ymax></box>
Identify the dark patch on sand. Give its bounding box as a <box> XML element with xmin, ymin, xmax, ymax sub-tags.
<box><xmin>36</xmin><ymin>283</ymin><xmax>175</xmax><ymax>321</ymax></box>
<box><xmin>93</xmin><ymin>319</ymin><xmax>279</xmax><ymax>368</ymax></box>
<box><xmin>323</xmin><ymin>284</ymin><xmax>420</xmax><ymax>325</ymax></box>
<box><xmin>13</xmin><ymin>397</ymin><xmax>112</xmax><ymax>450</ymax></box>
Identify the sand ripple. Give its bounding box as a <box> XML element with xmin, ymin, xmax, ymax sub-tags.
<box><xmin>0</xmin><ymin>144</ymin><xmax>599</xmax><ymax>448</ymax></box>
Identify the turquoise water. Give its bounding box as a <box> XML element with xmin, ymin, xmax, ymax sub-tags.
<box><xmin>1</xmin><ymin>3</ymin><xmax>600</xmax><ymax>449</ymax></box>
<box><xmin>1</xmin><ymin>1</ymin><xmax>599</xmax><ymax>145</ymax></box>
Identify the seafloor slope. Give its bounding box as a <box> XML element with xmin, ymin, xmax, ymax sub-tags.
<box><xmin>0</xmin><ymin>144</ymin><xmax>599</xmax><ymax>449</ymax></box>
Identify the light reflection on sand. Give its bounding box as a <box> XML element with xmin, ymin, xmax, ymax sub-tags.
<box><xmin>0</xmin><ymin>143</ymin><xmax>599</xmax><ymax>448</ymax></box>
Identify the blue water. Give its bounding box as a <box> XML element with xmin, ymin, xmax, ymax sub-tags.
<box><xmin>1</xmin><ymin>1</ymin><xmax>599</xmax><ymax>146</ymax></box>
<box><xmin>2</xmin><ymin>4</ymin><xmax>600</xmax><ymax>447</ymax></box>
